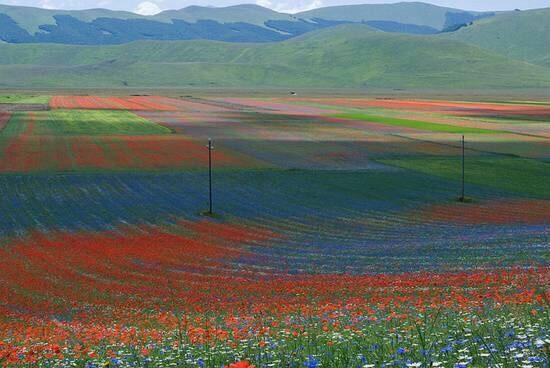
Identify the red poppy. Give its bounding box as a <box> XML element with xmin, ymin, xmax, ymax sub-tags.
<box><xmin>226</xmin><ymin>361</ymin><xmax>256</xmax><ymax>368</ymax></box>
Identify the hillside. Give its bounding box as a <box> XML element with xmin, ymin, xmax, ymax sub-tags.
<box><xmin>0</xmin><ymin>25</ymin><xmax>549</xmax><ymax>89</ymax></box>
<box><xmin>442</xmin><ymin>8</ymin><xmax>550</xmax><ymax>67</ymax></box>
<box><xmin>153</xmin><ymin>4</ymin><xmax>294</xmax><ymax>26</ymax></box>
<box><xmin>0</xmin><ymin>4</ymin><xmax>294</xmax><ymax>33</ymax></box>
<box><xmin>0</xmin><ymin>4</ymin><xmax>141</xmax><ymax>34</ymax></box>
<box><xmin>0</xmin><ymin>4</ymin><xmax>296</xmax><ymax>44</ymax></box>
<box><xmin>0</xmin><ymin>2</ymin><xmax>497</xmax><ymax>45</ymax></box>
<box><xmin>298</xmin><ymin>2</ymin><xmax>493</xmax><ymax>31</ymax></box>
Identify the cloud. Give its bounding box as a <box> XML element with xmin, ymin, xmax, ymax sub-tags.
<box><xmin>256</xmin><ymin>0</ymin><xmax>323</xmax><ymax>14</ymax></box>
<box><xmin>39</xmin><ymin>0</ymin><xmax>56</xmax><ymax>9</ymax></box>
<box><xmin>135</xmin><ymin>1</ymin><xmax>162</xmax><ymax>15</ymax></box>
<box><xmin>256</xmin><ymin>0</ymin><xmax>273</xmax><ymax>8</ymax></box>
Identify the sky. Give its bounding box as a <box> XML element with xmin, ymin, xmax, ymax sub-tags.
<box><xmin>1</xmin><ymin>0</ymin><xmax>550</xmax><ymax>15</ymax></box>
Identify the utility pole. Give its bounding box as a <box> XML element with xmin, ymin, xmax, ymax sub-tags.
<box><xmin>460</xmin><ymin>135</ymin><xmax>465</xmax><ymax>202</ymax></box>
<box><xmin>207</xmin><ymin>138</ymin><xmax>214</xmax><ymax>215</ymax></box>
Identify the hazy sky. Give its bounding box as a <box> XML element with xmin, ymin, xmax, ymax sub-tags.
<box><xmin>1</xmin><ymin>0</ymin><xmax>549</xmax><ymax>15</ymax></box>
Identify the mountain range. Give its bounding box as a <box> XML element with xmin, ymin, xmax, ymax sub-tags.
<box><xmin>0</xmin><ymin>2</ymin><xmax>549</xmax><ymax>89</ymax></box>
<box><xmin>0</xmin><ymin>2</ymin><xmax>495</xmax><ymax>44</ymax></box>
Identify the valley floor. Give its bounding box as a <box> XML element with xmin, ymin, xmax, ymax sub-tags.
<box><xmin>0</xmin><ymin>93</ymin><xmax>548</xmax><ymax>367</ymax></box>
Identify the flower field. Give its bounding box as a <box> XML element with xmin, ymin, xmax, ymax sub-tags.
<box><xmin>50</xmin><ymin>96</ymin><xmax>177</xmax><ymax>112</ymax></box>
<box><xmin>0</xmin><ymin>113</ymin><xmax>10</xmax><ymax>130</ymax></box>
<box><xmin>0</xmin><ymin>94</ymin><xmax>548</xmax><ymax>367</ymax></box>
<box><xmin>0</xmin><ymin>109</ymin><xmax>257</xmax><ymax>172</ymax></box>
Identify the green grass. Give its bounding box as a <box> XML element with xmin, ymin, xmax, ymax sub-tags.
<box><xmin>470</xmin><ymin>114</ymin><xmax>550</xmax><ymax>123</ymax></box>
<box><xmin>0</xmin><ymin>112</ymin><xmax>29</xmax><ymax>152</ymax></box>
<box><xmin>298</xmin><ymin>2</ymin><xmax>482</xmax><ymax>29</ymax></box>
<box><xmin>0</xmin><ymin>4</ymin><xmax>142</xmax><ymax>34</ymax></box>
<box><xmin>488</xmin><ymin>100</ymin><xmax>550</xmax><ymax>106</ymax></box>
<box><xmin>0</xmin><ymin>94</ymin><xmax>50</xmax><ymax>104</ymax></box>
<box><xmin>154</xmin><ymin>4</ymin><xmax>294</xmax><ymax>26</ymax></box>
<box><xmin>34</xmin><ymin>110</ymin><xmax>172</xmax><ymax>136</ymax></box>
<box><xmin>333</xmin><ymin>112</ymin><xmax>499</xmax><ymax>133</ymax></box>
<box><xmin>381</xmin><ymin>156</ymin><xmax>550</xmax><ymax>197</ymax></box>
<box><xmin>1</xmin><ymin>25</ymin><xmax>550</xmax><ymax>89</ymax></box>
<box><xmin>0</xmin><ymin>112</ymin><xmax>28</xmax><ymax>136</ymax></box>
<box><xmin>443</xmin><ymin>8</ymin><xmax>550</xmax><ymax>67</ymax></box>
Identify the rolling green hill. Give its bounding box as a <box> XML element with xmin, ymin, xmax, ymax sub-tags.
<box><xmin>442</xmin><ymin>8</ymin><xmax>550</xmax><ymax>67</ymax></box>
<box><xmin>0</xmin><ymin>2</ymin><xmax>502</xmax><ymax>45</ymax></box>
<box><xmin>153</xmin><ymin>4</ymin><xmax>294</xmax><ymax>26</ymax></box>
<box><xmin>0</xmin><ymin>25</ymin><xmax>549</xmax><ymax>89</ymax></box>
<box><xmin>0</xmin><ymin>3</ymin><xmax>293</xmax><ymax>34</ymax></box>
<box><xmin>0</xmin><ymin>4</ymin><xmax>141</xmax><ymax>34</ymax></box>
<box><xmin>298</xmin><ymin>2</ymin><xmax>492</xmax><ymax>30</ymax></box>
<box><xmin>0</xmin><ymin>3</ymin><xmax>298</xmax><ymax>44</ymax></box>
<box><xmin>0</xmin><ymin>2</ymin><xmax>489</xmax><ymax>34</ymax></box>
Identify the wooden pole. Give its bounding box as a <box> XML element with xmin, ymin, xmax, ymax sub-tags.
<box><xmin>208</xmin><ymin>138</ymin><xmax>213</xmax><ymax>214</ymax></box>
<box><xmin>460</xmin><ymin>135</ymin><xmax>465</xmax><ymax>202</ymax></box>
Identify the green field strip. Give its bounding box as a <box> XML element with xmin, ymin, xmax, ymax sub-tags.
<box><xmin>33</xmin><ymin>110</ymin><xmax>172</xmax><ymax>136</ymax></box>
<box><xmin>333</xmin><ymin>112</ymin><xmax>500</xmax><ymax>134</ymax></box>
<box><xmin>462</xmin><ymin>114</ymin><xmax>550</xmax><ymax>123</ymax></box>
<box><xmin>0</xmin><ymin>112</ymin><xmax>30</xmax><ymax>155</ymax></box>
<box><xmin>0</xmin><ymin>112</ymin><xmax>29</xmax><ymax>138</ymax></box>
<box><xmin>487</xmin><ymin>100</ymin><xmax>550</xmax><ymax>106</ymax></box>
<box><xmin>285</xmin><ymin>101</ymin><xmax>403</xmax><ymax>117</ymax></box>
<box><xmin>459</xmin><ymin>115</ymin><xmax>550</xmax><ymax>126</ymax></box>
<box><xmin>0</xmin><ymin>94</ymin><xmax>51</xmax><ymax>104</ymax></box>
<box><xmin>283</xmin><ymin>100</ymin><xmax>350</xmax><ymax>112</ymax></box>
<box><xmin>381</xmin><ymin>156</ymin><xmax>550</xmax><ymax>198</ymax></box>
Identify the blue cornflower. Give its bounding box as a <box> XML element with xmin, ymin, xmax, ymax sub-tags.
<box><xmin>508</xmin><ymin>341</ymin><xmax>529</xmax><ymax>350</ymax></box>
<box><xmin>397</xmin><ymin>347</ymin><xmax>406</xmax><ymax>355</ymax></box>
<box><xmin>304</xmin><ymin>355</ymin><xmax>319</xmax><ymax>368</ymax></box>
<box><xmin>197</xmin><ymin>358</ymin><xmax>205</xmax><ymax>367</ymax></box>
<box><xmin>441</xmin><ymin>345</ymin><xmax>453</xmax><ymax>354</ymax></box>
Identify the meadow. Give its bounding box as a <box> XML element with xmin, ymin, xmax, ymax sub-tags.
<box><xmin>0</xmin><ymin>93</ymin><xmax>548</xmax><ymax>368</ymax></box>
